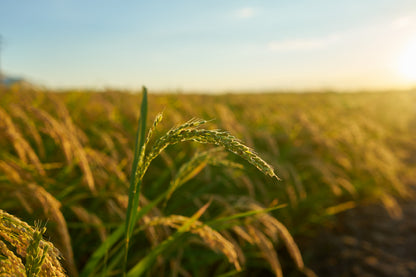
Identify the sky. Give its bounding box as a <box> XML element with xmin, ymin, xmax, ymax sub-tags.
<box><xmin>1</xmin><ymin>0</ymin><xmax>416</xmax><ymax>92</ymax></box>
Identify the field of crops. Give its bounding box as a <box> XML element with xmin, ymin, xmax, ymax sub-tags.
<box><xmin>1</xmin><ymin>85</ymin><xmax>415</xmax><ymax>276</ymax></box>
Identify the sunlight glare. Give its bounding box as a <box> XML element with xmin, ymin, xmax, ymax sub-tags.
<box><xmin>397</xmin><ymin>37</ymin><xmax>416</xmax><ymax>81</ymax></box>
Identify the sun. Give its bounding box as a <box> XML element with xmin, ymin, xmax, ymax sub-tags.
<box><xmin>397</xmin><ymin>37</ymin><xmax>416</xmax><ymax>81</ymax></box>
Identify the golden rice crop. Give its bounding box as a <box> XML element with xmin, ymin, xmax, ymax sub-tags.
<box><xmin>0</xmin><ymin>85</ymin><xmax>415</xmax><ymax>276</ymax></box>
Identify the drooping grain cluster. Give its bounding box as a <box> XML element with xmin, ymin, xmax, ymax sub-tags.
<box><xmin>147</xmin><ymin>215</ymin><xmax>241</xmax><ymax>270</ymax></box>
<box><xmin>143</xmin><ymin>118</ymin><xmax>277</xmax><ymax>180</ymax></box>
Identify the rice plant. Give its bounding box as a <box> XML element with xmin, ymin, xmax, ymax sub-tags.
<box><xmin>0</xmin><ymin>86</ymin><xmax>311</xmax><ymax>276</ymax></box>
<box><xmin>79</xmin><ymin>87</ymin><xmax>308</xmax><ymax>276</ymax></box>
<box><xmin>0</xmin><ymin>84</ymin><xmax>415</xmax><ymax>276</ymax></box>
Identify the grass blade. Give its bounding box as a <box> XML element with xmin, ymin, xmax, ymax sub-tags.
<box><xmin>80</xmin><ymin>226</ymin><xmax>123</xmax><ymax>277</ymax></box>
<box><xmin>123</xmin><ymin>87</ymin><xmax>148</xmax><ymax>272</ymax></box>
<box><xmin>217</xmin><ymin>269</ymin><xmax>243</xmax><ymax>277</ymax></box>
<box><xmin>208</xmin><ymin>204</ymin><xmax>287</xmax><ymax>229</ymax></box>
<box><xmin>80</xmin><ymin>189</ymin><xmax>172</xmax><ymax>276</ymax></box>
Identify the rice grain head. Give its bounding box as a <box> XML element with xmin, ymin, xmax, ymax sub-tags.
<box><xmin>148</xmin><ymin>215</ymin><xmax>241</xmax><ymax>271</ymax></box>
<box><xmin>247</xmin><ymin>225</ymin><xmax>282</xmax><ymax>277</ymax></box>
<box><xmin>30</xmin><ymin>106</ymin><xmax>96</xmax><ymax>193</ymax></box>
<box><xmin>142</xmin><ymin>119</ymin><xmax>278</xmax><ymax>183</ymax></box>
<box><xmin>0</xmin><ymin>183</ymin><xmax>77</xmax><ymax>276</ymax></box>
<box><xmin>0</xmin><ymin>107</ymin><xmax>46</xmax><ymax>176</ymax></box>
<box><xmin>0</xmin><ymin>209</ymin><xmax>66</xmax><ymax>276</ymax></box>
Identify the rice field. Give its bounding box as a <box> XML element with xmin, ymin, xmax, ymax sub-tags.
<box><xmin>0</xmin><ymin>84</ymin><xmax>415</xmax><ymax>276</ymax></box>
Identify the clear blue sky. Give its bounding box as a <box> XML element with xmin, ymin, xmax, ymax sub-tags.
<box><xmin>1</xmin><ymin>0</ymin><xmax>416</xmax><ymax>91</ymax></box>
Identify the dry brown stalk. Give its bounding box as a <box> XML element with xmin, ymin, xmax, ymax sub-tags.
<box><xmin>9</xmin><ymin>104</ymin><xmax>46</xmax><ymax>159</ymax></box>
<box><xmin>47</xmin><ymin>93</ymin><xmax>89</xmax><ymax>145</ymax></box>
<box><xmin>0</xmin><ymin>160</ymin><xmax>24</xmax><ymax>184</ymax></box>
<box><xmin>30</xmin><ymin>106</ymin><xmax>96</xmax><ymax>193</ymax></box>
<box><xmin>247</xmin><ymin>202</ymin><xmax>304</xmax><ymax>270</ymax></box>
<box><xmin>85</xmin><ymin>147</ymin><xmax>127</xmax><ymax>187</ymax></box>
<box><xmin>0</xmin><ymin>107</ymin><xmax>46</xmax><ymax>176</ymax></box>
<box><xmin>71</xmin><ymin>206</ymin><xmax>107</xmax><ymax>242</ymax></box>
<box><xmin>247</xmin><ymin>225</ymin><xmax>283</xmax><ymax>277</ymax></box>
<box><xmin>380</xmin><ymin>193</ymin><xmax>403</xmax><ymax>219</ymax></box>
<box><xmin>231</xmin><ymin>225</ymin><xmax>254</xmax><ymax>244</ymax></box>
<box><xmin>287</xmin><ymin>164</ymin><xmax>307</xmax><ymax>200</ymax></box>
<box><xmin>221</xmin><ymin>230</ymin><xmax>246</xmax><ymax>266</ymax></box>
<box><xmin>31</xmin><ymin>106</ymin><xmax>74</xmax><ymax>161</ymax></box>
<box><xmin>336</xmin><ymin>177</ymin><xmax>357</xmax><ymax>197</ymax></box>
<box><xmin>239</xmin><ymin>175</ymin><xmax>255</xmax><ymax>198</ymax></box>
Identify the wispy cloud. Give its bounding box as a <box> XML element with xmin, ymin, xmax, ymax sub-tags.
<box><xmin>268</xmin><ymin>35</ymin><xmax>340</xmax><ymax>52</ymax></box>
<box><xmin>234</xmin><ymin>7</ymin><xmax>256</xmax><ymax>19</ymax></box>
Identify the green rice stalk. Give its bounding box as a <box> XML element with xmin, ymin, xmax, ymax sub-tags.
<box><xmin>83</xmin><ymin>88</ymin><xmax>280</xmax><ymax>276</ymax></box>
<box><xmin>80</xmin><ymin>182</ymin><xmax>171</xmax><ymax>276</ymax></box>
<box><xmin>123</xmin><ymin>87</ymin><xmax>148</xmax><ymax>273</ymax></box>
